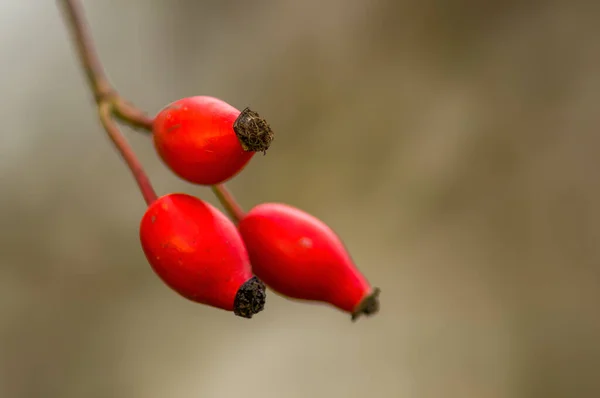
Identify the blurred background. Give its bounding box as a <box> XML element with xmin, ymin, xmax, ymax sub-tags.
<box><xmin>1</xmin><ymin>0</ymin><xmax>599</xmax><ymax>397</ymax></box>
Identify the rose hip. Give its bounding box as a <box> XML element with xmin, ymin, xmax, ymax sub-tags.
<box><xmin>140</xmin><ymin>193</ymin><xmax>266</xmax><ymax>318</ymax></box>
<box><xmin>238</xmin><ymin>202</ymin><xmax>379</xmax><ymax>320</ymax></box>
<box><xmin>152</xmin><ymin>96</ymin><xmax>273</xmax><ymax>185</ymax></box>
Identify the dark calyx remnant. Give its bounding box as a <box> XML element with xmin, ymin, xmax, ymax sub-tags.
<box><xmin>351</xmin><ymin>287</ymin><xmax>381</xmax><ymax>322</ymax></box>
<box><xmin>233</xmin><ymin>107</ymin><xmax>274</xmax><ymax>154</ymax></box>
<box><xmin>234</xmin><ymin>276</ymin><xmax>267</xmax><ymax>319</ymax></box>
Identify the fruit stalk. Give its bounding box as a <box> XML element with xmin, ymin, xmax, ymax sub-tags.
<box><xmin>58</xmin><ymin>0</ymin><xmax>248</xmax><ymax>216</ymax></box>
<box><xmin>211</xmin><ymin>184</ymin><xmax>246</xmax><ymax>223</ymax></box>
<box><xmin>59</xmin><ymin>0</ymin><xmax>157</xmax><ymax>206</ymax></box>
<box><xmin>98</xmin><ymin>103</ymin><xmax>157</xmax><ymax>205</ymax></box>
<box><xmin>57</xmin><ymin>0</ymin><xmax>153</xmax><ymax>130</ymax></box>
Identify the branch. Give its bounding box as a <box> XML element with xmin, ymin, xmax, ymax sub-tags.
<box><xmin>58</xmin><ymin>0</ymin><xmax>246</xmax><ymax>216</ymax></box>
<box><xmin>58</xmin><ymin>0</ymin><xmax>153</xmax><ymax>131</ymax></box>
<box><xmin>99</xmin><ymin>102</ymin><xmax>157</xmax><ymax>205</ymax></box>
<box><xmin>211</xmin><ymin>185</ymin><xmax>246</xmax><ymax>223</ymax></box>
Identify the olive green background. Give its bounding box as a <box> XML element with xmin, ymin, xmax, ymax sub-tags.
<box><xmin>1</xmin><ymin>1</ymin><xmax>599</xmax><ymax>397</ymax></box>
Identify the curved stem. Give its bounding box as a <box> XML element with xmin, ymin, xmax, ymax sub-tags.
<box><xmin>59</xmin><ymin>0</ymin><xmax>243</xmax><ymax>213</ymax></box>
<box><xmin>113</xmin><ymin>97</ymin><xmax>154</xmax><ymax>131</ymax></box>
<box><xmin>211</xmin><ymin>184</ymin><xmax>246</xmax><ymax>223</ymax></box>
<box><xmin>58</xmin><ymin>0</ymin><xmax>154</xmax><ymax>132</ymax></box>
<box><xmin>99</xmin><ymin>103</ymin><xmax>158</xmax><ymax>206</ymax></box>
<box><xmin>59</xmin><ymin>0</ymin><xmax>157</xmax><ymax>206</ymax></box>
<box><xmin>57</xmin><ymin>0</ymin><xmax>112</xmax><ymax>99</ymax></box>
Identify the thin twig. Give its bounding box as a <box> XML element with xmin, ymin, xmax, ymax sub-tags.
<box><xmin>114</xmin><ymin>97</ymin><xmax>154</xmax><ymax>131</ymax></box>
<box><xmin>58</xmin><ymin>0</ymin><xmax>156</xmax><ymax>205</ymax></box>
<box><xmin>59</xmin><ymin>0</ymin><xmax>245</xmax><ymax>217</ymax></box>
<box><xmin>99</xmin><ymin>102</ymin><xmax>157</xmax><ymax>205</ymax></box>
<box><xmin>58</xmin><ymin>0</ymin><xmax>112</xmax><ymax>99</ymax></box>
<box><xmin>211</xmin><ymin>185</ymin><xmax>246</xmax><ymax>223</ymax></box>
<box><xmin>58</xmin><ymin>0</ymin><xmax>153</xmax><ymax>131</ymax></box>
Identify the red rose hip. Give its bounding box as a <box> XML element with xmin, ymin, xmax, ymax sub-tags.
<box><xmin>139</xmin><ymin>193</ymin><xmax>266</xmax><ymax>318</ymax></box>
<box><xmin>238</xmin><ymin>203</ymin><xmax>380</xmax><ymax>320</ymax></box>
<box><xmin>152</xmin><ymin>96</ymin><xmax>273</xmax><ymax>185</ymax></box>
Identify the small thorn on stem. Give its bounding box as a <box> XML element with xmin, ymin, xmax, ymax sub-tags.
<box><xmin>351</xmin><ymin>287</ymin><xmax>381</xmax><ymax>322</ymax></box>
<box><xmin>233</xmin><ymin>276</ymin><xmax>267</xmax><ymax>319</ymax></box>
<box><xmin>233</xmin><ymin>107</ymin><xmax>274</xmax><ymax>154</ymax></box>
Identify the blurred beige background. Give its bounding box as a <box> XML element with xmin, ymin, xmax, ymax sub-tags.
<box><xmin>1</xmin><ymin>0</ymin><xmax>599</xmax><ymax>397</ymax></box>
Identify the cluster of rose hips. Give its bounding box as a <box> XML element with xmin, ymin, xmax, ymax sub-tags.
<box><xmin>141</xmin><ymin>96</ymin><xmax>380</xmax><ymax>320</ymax></box>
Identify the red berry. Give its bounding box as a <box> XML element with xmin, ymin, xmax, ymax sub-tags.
<box><xmin>152</xmin><ymin>96</ymin><xmax>273</xmax><ymax>185</ymax></box>
<box><xmin>238</xmin><ymin>203</ymin><xmax>380</xmax><ymax>320</ymax></box>
<box><xmin>139</xmin><ymin>193</ymin><xmax>266</xmax><ymax>318</ymax></box>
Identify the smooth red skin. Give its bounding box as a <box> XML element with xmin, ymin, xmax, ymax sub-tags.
<box><xmin>238</xmin><ymin>203</ymin><xmax>372</xmax><ymax>313</ymax></box>
<box><xmin>140</xmin><ymin>193</ymin><xmax>253</xmax><ymax>311</ymax></box>
<box><xmin>153</xmin><ymin>96</ymin><xmax>255</xmax><ymax>185</ymax></box>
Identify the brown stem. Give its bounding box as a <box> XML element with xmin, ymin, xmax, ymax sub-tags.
<box><xmin>58</xmin><ymin>0</ymin><xmax>154</xmax><ymax>132</ymax></box>
<box><xmin>59</xmin><ymin>0</ymin><xmax>246</xmax><ymax>216</ymax></box>
<box><xmin>113</xmin><ymin>97</ymin><xmax>154</xmax><ymax>131</ymax></box>
<box><xmin>57</xmin><ymin>0</ymin><xmax>112</xmax><ymax>99</ymax></box>
<box><xmin>211</xmin><ymin>185</ymin><xmax>246</xmax><ymax>223</ymax></box>
<box><xmin>99</xmin><ymin>103</ymin><xmax>157</xmax><ymax>205</ymax></box>
<box><xmin>58</xmin><ymin>0</ymin><xmax>157</xmax><ymax>205</ymax></box>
